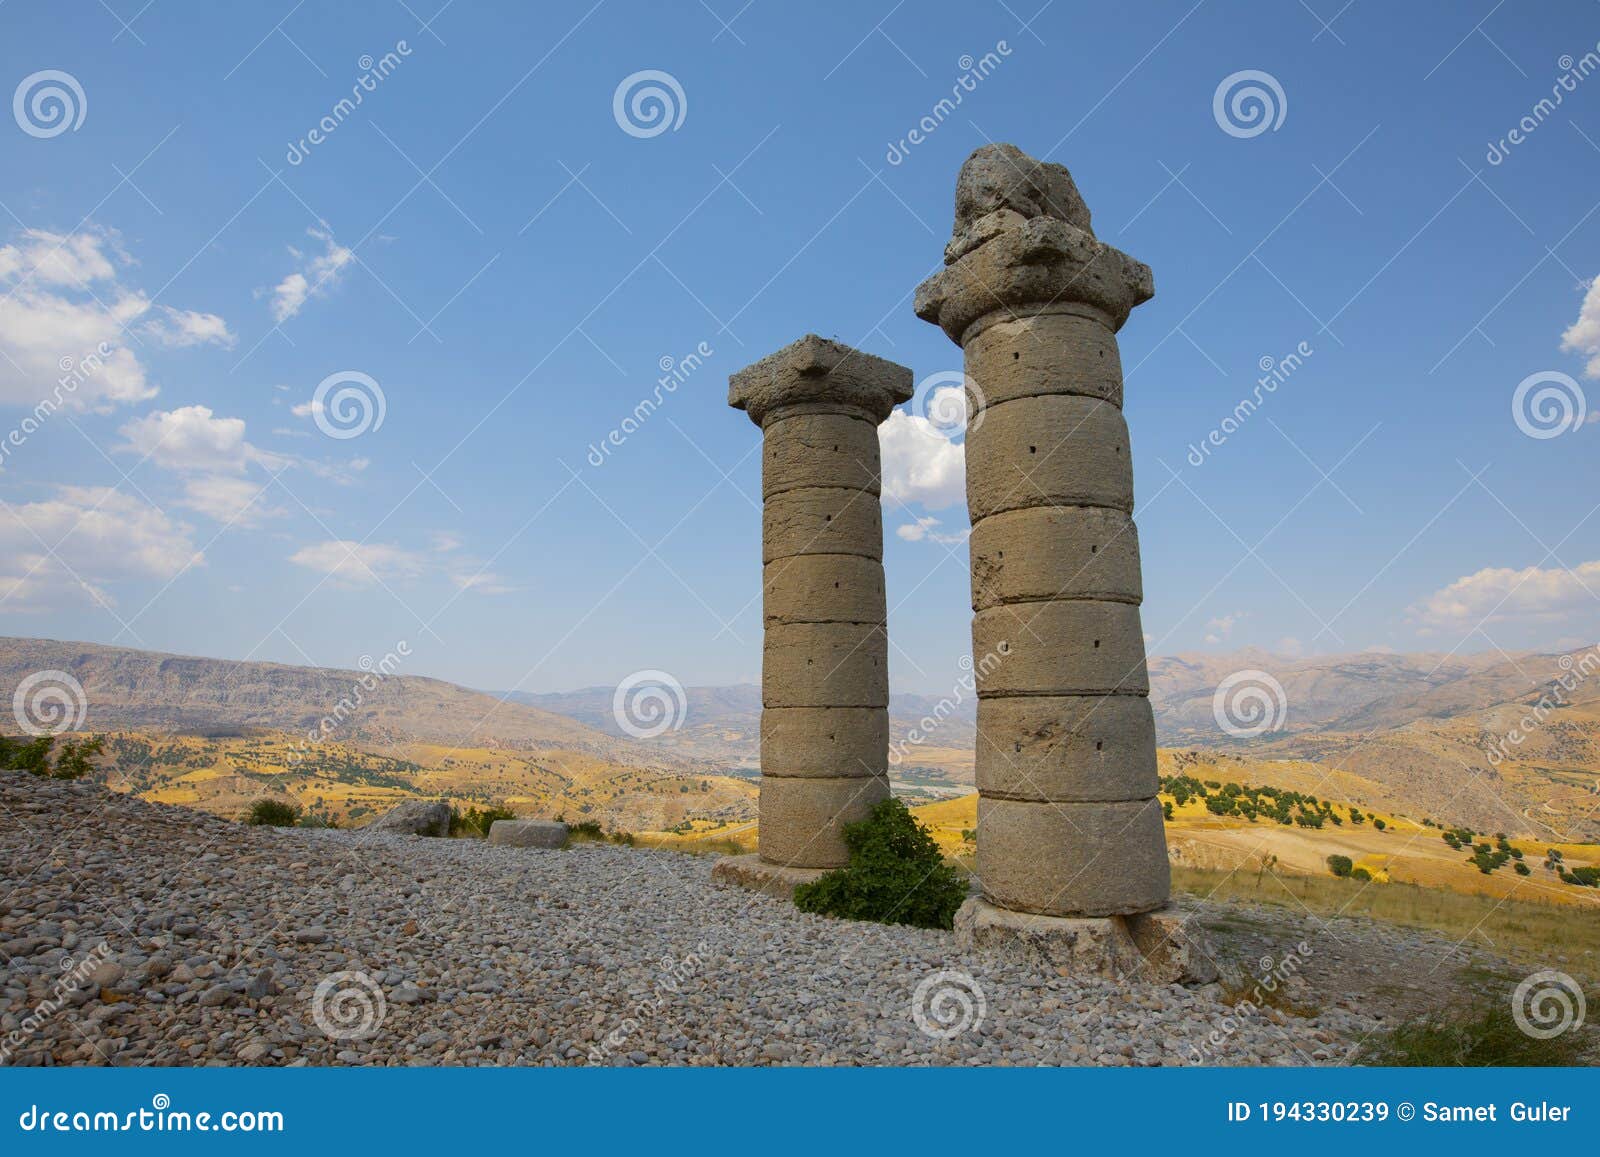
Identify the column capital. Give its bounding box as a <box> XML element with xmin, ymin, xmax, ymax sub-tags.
<box><xmin>729</xmin><ymin>334</ymin><xmax>912</xmax><ymax>427</ymax></box>
<box><xmin>914</xmin><ymin>144</ymin><xmax>1154</xmax><ymax>345</ymax></box>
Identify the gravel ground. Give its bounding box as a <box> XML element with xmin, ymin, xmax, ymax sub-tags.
<box><xmin>1</xmin><ymin>771</ymin><xmax>1395</xmax><ymax>1066</ymax></box>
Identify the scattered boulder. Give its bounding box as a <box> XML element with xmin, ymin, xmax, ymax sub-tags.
<box><xmin>488</xmin><ymin>819</ymin><xmax>568</xmax><ymax>849</ymax></box>
<box><xmin>365</xmin><ymin>800</ymin><xmax>451</xmax><ymax>838</ymax></box>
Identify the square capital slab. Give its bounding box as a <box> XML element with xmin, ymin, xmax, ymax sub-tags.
<box><xmin>729</xmin><ymin>334</ymin><xmax>912</xmax><ymax>427</ymax></box>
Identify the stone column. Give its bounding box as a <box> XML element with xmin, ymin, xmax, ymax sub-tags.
<box><xmin>915</xmin><ymin>144</ymin><xmax>1212</xmax><ymax>982</ymax></box>
<box><xmin>711</xmin><ymin>335</ymin><xmax>912</xmax><ymax>898</ymax></box>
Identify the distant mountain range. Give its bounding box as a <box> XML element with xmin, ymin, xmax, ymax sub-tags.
<box><xmin>5</xmin><ymin>635</ymin><xmax>1597</xmax><ymax>839</ymax></box>
<box><xmin>503</xmin><ymin>683</ymin><xmax>978</xmax><ymax>766</ymax></box>
<box><xmin>0</xmin><ymin>636</ymin><xmax>638</xmax><ymax>761</ymax></box>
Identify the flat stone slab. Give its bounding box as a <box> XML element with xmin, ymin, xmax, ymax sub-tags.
<box><xmin>487</xmin><ymin>819</ymin><xmax>568</xmax><ymax>849</ymax></box>
<box><xmin>710</xmin><ymin>853</ymin><xmax>829</xmax><ymax>900</ymax></box>
<box><xmin>954</xmin><ymin>897</ymin><xmax>1218</xmax><ymax>986</ymax></box>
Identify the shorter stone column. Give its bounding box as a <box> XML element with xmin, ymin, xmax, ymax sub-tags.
<box><xmin>711</xmin><ymin>335</ymin><xmax>911</xmax><ymax>898</ymax></box>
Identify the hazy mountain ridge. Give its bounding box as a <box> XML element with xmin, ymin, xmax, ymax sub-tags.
<box><xmin>504</xmin><ymin>683</ymin><xmax>977</xmax><ymax>765</ymax></box>
<box><xmin>0</xmin><ymin>636</ymin><xmax>643</xmax><ymax>761</ymax></box>
<box><xmin>7</xmin><ymin>636</ymin><xmax>1598</xmax><ymax>839</ymax></box>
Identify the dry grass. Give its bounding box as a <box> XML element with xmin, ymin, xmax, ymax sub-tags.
<box><xmin>1173</xmin><ymin>864</ymin><xmax>1600</xmax><ymax>979</ymax></box>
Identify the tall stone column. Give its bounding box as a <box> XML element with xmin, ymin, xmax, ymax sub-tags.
<box><xmin>915</xmin><ymin>144</ymin><xmax>1212</xmax><ymax>982</ymax></box>
<box><xmin>711</xmin><ymin>334</ymin><xmax>912</xmax><ymax>898</ymax></box>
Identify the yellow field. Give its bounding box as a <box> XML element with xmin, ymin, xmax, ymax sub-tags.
<box><xmin>906</xmin><ymin>791</ymin><xmax>1600</xmax><ymax>909</ymax></box>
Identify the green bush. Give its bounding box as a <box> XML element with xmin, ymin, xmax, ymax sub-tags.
<box><xmin>1351</xmin><ymin>866</ymin><xmax>1372</xmax><ymax>881</ymax></box>
<box><xmin>1326</xmin><ymin>854</ymin><xmax>1354</xmax><ymax>878</ymax></box>
<box><xmin>246</xmin><ymin>798</ymin><xmax>300</xmax><ymax>827</ymax></box>
<box><xmin>793</xmin><ymin>799</ymin><xmax>967</xmax><ymax>930</ymax></box>
<box><xmin>449</xmin><ymin>803</ymin><xmax>517</xmax><ymax>838</ymax></box>
<box><xmin>0</xmin><ymin>733</ymin><xmax>103</xmax><ymax>780</ymax></box>
<box><xmin>567</xmin><ymin>819</ymin><xmax>634</xmax><ymax>846</ymax></box>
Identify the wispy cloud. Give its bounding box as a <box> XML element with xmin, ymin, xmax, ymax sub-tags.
<box><xmin>265</xmin><ymin>224</ymin><xmax>353</xmax><ymax>324</ymax></box>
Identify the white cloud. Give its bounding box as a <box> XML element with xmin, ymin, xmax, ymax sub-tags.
<box><xmin>178</xmin><ymin>474</ymin><xmax>278</xmax><ymax>524</ymax></box>
<box><xmin>879</xmin><ymin>405</ymin><xmax>966</xmax><ymax>511</ymax></box>
<box><xmin>1561</xmin><ymin>278</ymin><xmax>1600</xmax><ymax>378</ymax></box>
<box><xmin>452</xmin><ymin>570</ymin><xmax>514</xmax><ymax>595</ymax></box>
<box><xmin>117</xmin><ymin>406</ymin><xmax>290</xmax><ymax>525</ymax></box>
<box><xmin>1204</xmin><ymin>611</ymin><xmax>1248</xmax><ymax>644</ymax></box>
<box><xmin>1409</xmin><ymin>560</ymin><xmax>1600</xmax><ymax>632</ymax></box>
<box><xmin>119</xmin><ymin>405</ymin><xmax>286</xmax><ymax>475</ymax></box>
<box><xmin>0</xmin><ymin>227</ymin><xmax>226</xmax><ymax>411</ymax></box>
<box><xmin>143</xmin><ymin>307</ymin><xmax>235</xmax><ymax>349</ymax></box>
<box><xmin>289</xmin><ymin>540</ymin><xmax>428</xmax><ymax>587</ymax></box>
<box><xmin>895</xmin><ymin>515</ymin><xmax>968</xmax><ymax>545</ymax></box>
<box><xmin>267</xmin><ymin>225</ymin><xmax>353</xmax><ymax>323</ymax></box>
<box><xmin>1276</xmin><ymin>636</ymin><xmax>1305</xmax><ymax>657</ymax></box>
<box><xmin>0</xmin><ymin>486</ymin><xmax>201</xmax><ymax>609</ymax></box>
<box><xmin>0</xmin><ymin>229</ymin><xmax>120</xmax><ymax>286</ymax></box>
<box><xmin>289</xmin><ymin>533</ymin><xmax>514</xmax><ymax>594</ymax></box>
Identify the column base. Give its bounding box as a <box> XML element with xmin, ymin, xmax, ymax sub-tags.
<box><xmin>954</xmin><ymin>897</ymin><xmax>1218</xmax><ymax>986</ymax></box>
<box><xmin>710</xmin><ymin>853</ymin><xmax>831</xmax><ymax>900</ymax></box>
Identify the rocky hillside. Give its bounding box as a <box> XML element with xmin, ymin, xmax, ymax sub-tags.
<box><xmin>0</xmin><ymin>636</ymin><xmax>639</xmax><ymax>760</ymax></box>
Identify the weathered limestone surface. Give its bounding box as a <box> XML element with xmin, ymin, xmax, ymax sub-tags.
<box><xmin>758</xmin><ymin>775</ymin><xmax>889</xmax><ymax>866</ymax></box>
<box><xmin>762</xmin><ymin>622</ymin><xmax>888</xmax><ymax>708</ymax></box>
<box><xmin>731</xmin><ymin>336</ymin><xmax>911</xmax><ymax>869</ymax></box>
<box><xmin>365</xmin><ymin>799</ymin><xmax>450</xmax><ymax>837</ymax></box>
<box><xmin>974</xmin><ymin>695</ymin><xmax>1158</xmax><ymax>801</ymax></box>
<box><xmin>969</xmin><ymin>506</ymin><xmax>1142</xmax><ymax>610</ymax></box>
<box><xmin>918</xmin><ymin>144</ymin><xmax>1170</xmax><ymax>930</ymax></box>
<box><xmin>763</xmin><ymin>554</ymin><xmax>885</xmax><ymax>626</ymax></box>
<box><xmin>761</xmin><ymin>487</ymin><xmax>883</xmax><ymax>563</ymax></box>
<box><xmin>759</xmin><ymin>706</ymin><xmax>888</xmax><ymax>778</ymax></box>
<box><xmin>487</xmin><ymin>819</ymin><xmax>568</xmax><ymax>849</ymax></box>
<box><xmin>709</xmin><ymin>853</ymin><xmax>829</xmax><ymax>900</ymax></box>
<box><xmin>954</xmin><ymin>897</ymin><xmax>1219</xmax><ymax>985</ymax></box>
<box><xmin>761</xmin><ymin>411</ymin><xmax>883</xmax><ymax>497</ymax></box>
<box><xmin>974</xmin><ymin>796</ymin><xmax>1170</xmax><ymax>916</ymax></box>
<box><xmin>963</xmin><ymin>395</ymin><xmax>1133</xmax><ymax>520</ymax></box>
<box><xmin>972</xmin><ymin>602</ymin><xmax>1150</xmax><ymax>697</ymax></box>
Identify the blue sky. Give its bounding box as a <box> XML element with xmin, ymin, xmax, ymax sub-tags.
<box><xmin>1</xmin><ymin>0</ymin><xmax>1598</xmax><ymax>696</ymax></box>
